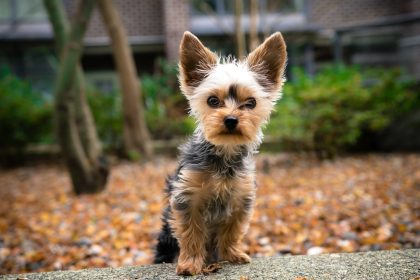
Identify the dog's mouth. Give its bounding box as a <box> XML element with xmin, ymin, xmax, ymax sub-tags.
<box><xmin>207</xmin><ymin>128</ymin><xmax>253</xmax><ymax>145</ymax></box>
<box><xmin>221</xmin><ymin>129</ymin><xmax>242</xmax><ymax>136</ymax></box>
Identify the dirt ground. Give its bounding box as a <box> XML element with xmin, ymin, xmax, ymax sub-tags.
<box><xmin>0</xmin><ymin>153</ymin><xmax>419</xmax><ymax>274</ymax></box>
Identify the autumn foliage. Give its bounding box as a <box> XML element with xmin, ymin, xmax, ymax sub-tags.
<box><xmin>0</xmin><ymin>154</ymin><xmax>419</xmax><ymax>274</ymax></box>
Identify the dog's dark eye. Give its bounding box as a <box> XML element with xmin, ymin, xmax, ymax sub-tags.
<box><xmin>207</xmin><ymin>96</ymin><xmax>220</xmax><ymax>108</ymax></box>
<box><xmin>244</xmin><ymin>98</ymin><xmax>256</xmax><ymax>109</ymax></box>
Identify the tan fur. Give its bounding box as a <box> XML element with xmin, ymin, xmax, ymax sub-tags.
<box><xmin>190</xmin><ymin>84</ymin><xmax>274</xmax><ymax>146</ymax></box>
<box><xmin>169</xmin><ymin>168</ymin><xmax>255</xmax><ymax>274</ymax></box>
<box><xmin>217</xmin><ymin>214</ymin><xmax>251</xmax><ymax>263</ymax></box>
<box><xmin>168</xmin><ymin>31</ymin><xmax>287</xmax><ymax>275</ymax></box>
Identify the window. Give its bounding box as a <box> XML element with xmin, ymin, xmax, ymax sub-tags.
<box><xmin>191</xmin><ymin>0</ymin><xmax>217</xmax><ymax>15</ymax></box>
<box><xmin>266</xmin><ymin>0</ymin><xmax>305</xmax><ymax>13</ymax></box>
<box><xmin>191</xmin><ymin>0</ymin><xmax>305</xmax><ymax>16</ymax></box>
<box><xmin>0</xmin><ymin>0</ymin><xmax>12</xmax><ymax>20</ymax></box>
<box><xmin>0</xmin><ymin>0</ymin><xmax>47</xmax><ymax>22</ymax></box>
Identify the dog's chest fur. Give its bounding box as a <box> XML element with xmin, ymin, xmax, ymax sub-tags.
<box><xmin>195</xmin><ymin>169</ymin><xmax>254</xmax><ymax>224</ymax></box>
<box><xmin>167</xmin><ymin>132</ymin><xmax>256</xmax><ymax>226</ymax></box>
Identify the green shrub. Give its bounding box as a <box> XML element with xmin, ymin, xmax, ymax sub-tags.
<box><xmin>0</xmin><ymin>67</ymin><xmax>53</xmax><ymax>155</ymax></box>
<box><xmin>266</xmin><ymin>65</ymin><xmax>418</xmax><ymax>158</ymax></box>
<box><xmin>87</xmin><ymin>88</ymin><xmax>123</xmax><ymax>151</ymax></box>
<box><xmin>141</xmin><ymin>58</ymin><xmax>194</xmax><ymax>139</ymax></box>
<box><xmin>88</xmin><ymin>59</ymin><xmax>195</xmax><ymax>150</ymax></box>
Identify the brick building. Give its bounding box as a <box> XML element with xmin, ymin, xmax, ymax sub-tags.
<box><xmin>0</xmin><ymin>0</ymin><xmax>419</xmax><ymax>93</ymax></box>
<box><xmin>306</xmin><ymin>0</ymin><xmax>420</xmax><ymax>77</ymax></box>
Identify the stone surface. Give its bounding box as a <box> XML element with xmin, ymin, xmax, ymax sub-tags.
<box><xmin>2</xmin><ymin>249</ymin><xmax>419</xmax><ymax>280</ymax></box>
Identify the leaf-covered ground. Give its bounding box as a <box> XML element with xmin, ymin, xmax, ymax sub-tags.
<box><xmin>0</xmin><ymin>153</ymin><xmax>419</xmax><ymax>274</ymax></box>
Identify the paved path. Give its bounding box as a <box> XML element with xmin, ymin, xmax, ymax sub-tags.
<box><xmin>2</xmin><ymin>249</ymin><xmax>419</xmax><ymax>280</ymax></box>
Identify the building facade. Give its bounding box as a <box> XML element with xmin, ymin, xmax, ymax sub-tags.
<box><xmin>0</xmin><ymin>0</ymin><xmax>419</xmax><ymax>93</ymax></box>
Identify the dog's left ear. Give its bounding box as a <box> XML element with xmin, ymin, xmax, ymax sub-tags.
<box><xmin>247</xmin><ymin>32</ymin><xmax>287</xmax><ymax>93</ymax></box>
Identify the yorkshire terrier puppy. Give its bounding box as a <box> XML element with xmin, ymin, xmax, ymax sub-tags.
<box><xmin>154</xmin><ymin>31</ymin><xmax>287</xmax><ymax>275</ymax></box>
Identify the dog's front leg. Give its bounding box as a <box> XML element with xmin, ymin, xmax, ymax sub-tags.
<box><xmin>170</xmin><ymin>187</ymin><xmax>207</xmax><ymax>276</ymax></box>
<box><xmin>216</xmin><ymin>209</ymin><xmax>251</xmax><ymax>264</ymax></box>
<box><xmin>171</xmin><ymin>208</ymin><xmax>207</xmax><ymax>275</ymax></box>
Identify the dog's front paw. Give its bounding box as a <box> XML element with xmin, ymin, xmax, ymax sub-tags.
<box><xmin>176</xmin><ymin>258</ymin><xmax>203</xmax><ymax>276</ymax></box>
<box><xmin>228</xmin><ymin>251</ymin><xmax>251</xmax><ymax>264</ymax></box>
<box><xmin>221</xmin><ymin>247</ymin><xmax>251</xmax><ymax>264</ymax></box>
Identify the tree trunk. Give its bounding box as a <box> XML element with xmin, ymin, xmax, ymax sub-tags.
<box><xmin>249</xmin><ymin>0</ymin><xmax>260</xmax><ymax>51</ymax></box>
<box><xmin>73</xmin><ymin>68</ymin><xmax>104</xmax><ymax>162</ymax></box>
<box><xmin>97</xmin><ymin>0</ymin><xmax>152</xmax><ymax>159</ymax></box>
<box><xmin>44</xmin><ymin>0</ymin><xmax>104</xmax><ymax>163</ymax></box>
<box><xmin>234</xmin><ymin>0</ymin><xmax>246</xmax><ymax>58</ymax></box>
<box><xmin>46</xmin><ymin>0</ymin><xmax>109</xmax><ymax>194</ymax></box>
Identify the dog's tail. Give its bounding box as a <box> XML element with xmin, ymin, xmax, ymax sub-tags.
<box><xmin>154</xmin><ymin>207</ymin><xmax>179</xmax><ymax>264</ymax></box>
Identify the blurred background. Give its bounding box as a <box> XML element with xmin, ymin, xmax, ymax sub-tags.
<box><xmin>0</xmin><ymin>0</ymin><xmax>419</xmax><ymax>275</ymax></box>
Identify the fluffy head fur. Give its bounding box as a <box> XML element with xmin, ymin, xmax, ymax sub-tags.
<box><xmin>179</xmin><ymin>31</ymin><xmax>287</xmax><ymax>148</ymax></box>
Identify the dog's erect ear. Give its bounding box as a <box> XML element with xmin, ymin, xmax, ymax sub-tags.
<box><xmin>247</xmin><ymin>32</ymin><xmax>287</xmax><ymax>93</ymax></box>
<box><xmin>179</xmin><ymin>31</ymin><xmax>218</xmax><ymax>94</ymax></box>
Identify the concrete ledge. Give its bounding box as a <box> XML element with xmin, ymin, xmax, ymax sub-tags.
<box><xmin>2</xmin><ymin>249</ymin><xmax>419</xmax><ymax>280</ymax></box>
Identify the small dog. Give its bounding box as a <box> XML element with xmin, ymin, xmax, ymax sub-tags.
<box><xmin>154</xmin><ymin>31</ymin><xmax>287</xmax><ymax>275</ymax></box>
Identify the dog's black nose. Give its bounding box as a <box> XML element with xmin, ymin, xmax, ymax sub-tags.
<box><xmin>224</xmin><ymin>115</ymin><xmax>238</xmax><ymax>131</ymax></box>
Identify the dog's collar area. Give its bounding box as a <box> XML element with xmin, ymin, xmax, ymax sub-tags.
<box><xmin>178</xmin><ymin>132</ymin><xmax>252</xmax><ymax>178</ymax></box>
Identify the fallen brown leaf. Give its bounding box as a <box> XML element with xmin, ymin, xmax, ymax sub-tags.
<box><xmin>0</xmin><ymin>154</ymin><xmax>418</xmax><ymax>274</ymax></box>
<box><xmin>202</xmin><ymin>262</ymin><xmax>223</xmax><ymax>275</ymax></box>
